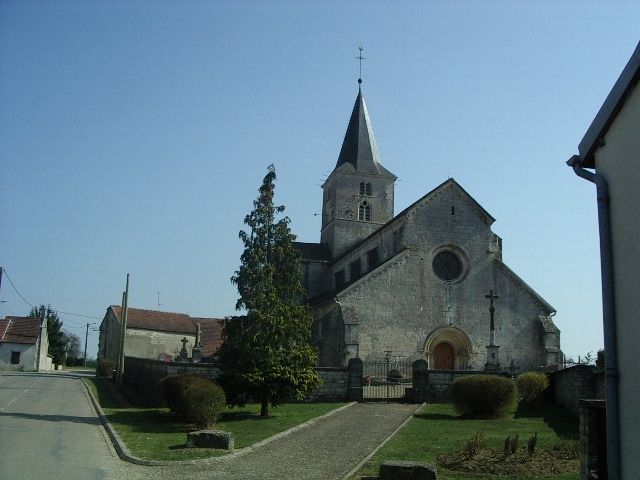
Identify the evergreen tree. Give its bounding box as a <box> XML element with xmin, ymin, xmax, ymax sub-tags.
<box><xmin>29</xmin><ymin>304</ymin><xmax>66</xmax><ymax>366</ymax></box>
<box><xmin>217</xmin><ymin>165</ymin><xmax>321</xmax><ymax>417</ymax></box>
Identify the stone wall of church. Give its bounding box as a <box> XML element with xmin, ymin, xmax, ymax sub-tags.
<box><xmin>331</xmin><ymin>184</ymin><xmax>557</xmax><ymax>372</ymax></box>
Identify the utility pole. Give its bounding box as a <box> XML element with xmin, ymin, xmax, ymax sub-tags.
<box><xmin>116</xmin><ymin>274</ymin><xmax>130</xmax><ymax>391</ymax></box>
<box><xmin>84</xmin><ymin>323</ymin><xmax>90</xmax><ymax>367</ymax></box>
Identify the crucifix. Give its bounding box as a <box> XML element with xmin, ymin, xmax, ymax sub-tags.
<box><xmin>485</xmin><ymin>289</ymin><xmax>499</xmax><ymax>334</ymax></box>
<box><xmin>484</xmin><ymin>289</ymin><xmax>501</xmax><ymax>371</ymax></box>
<box><xmin>181</xmin><ymin>337</ymin><xmax>189</xmax><ymax>350</ymax></box>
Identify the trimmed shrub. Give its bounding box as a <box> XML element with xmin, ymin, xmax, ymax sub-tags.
<box><xmin>160</xmin><ymin>374</ymin><xmax>191</xmax><ymax>413</ymax></box>
<box><xmin>185</xmin><ymin>381</ymin><xmax>227</xmax><ymax>429</ymax></box>
<box><xmin>97</xmin><ymin>358</ymin><xmax>115</xmax><ymax>378</ymax></box>
<box><xmin>516</xmin><ymin>372</ymin><xmax>549</xmax><ymax>410</ymax></box>
<box><xmin>451</xmin><ymin>374</ymin><xmax>516</xmax><ymax>418</ymax></box>
<box><xmin>159</xmin><ymin>374</ymin><xmax>227</xmax><ymax>428</ymax></box>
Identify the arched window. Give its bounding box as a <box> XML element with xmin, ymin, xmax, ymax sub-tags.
<box><xmin>359</xmin><ymin>201</ymin><xmax>371</xmax><ymax>221</ymax></box>
<box><xmin>359</xmin><ymin>182</ymin><xmax>372</xmax><ymax>196</ymax></box>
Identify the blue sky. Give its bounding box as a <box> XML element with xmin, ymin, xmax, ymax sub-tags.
<box><xmin>1</xmin><ymin>1</ymin><xmax>638</xmax><ymax>361</ymax></box>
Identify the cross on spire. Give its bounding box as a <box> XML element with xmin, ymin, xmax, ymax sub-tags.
<box><xmin>356</xmin><ymin>45</ymin><xmax>365</xmax><ymax>84</ymax></box>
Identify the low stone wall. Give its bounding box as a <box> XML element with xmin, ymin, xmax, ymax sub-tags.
<box><xmin>123</xmin><ymin>357</ymin><xmax>350</xmax><ymax>405</ymax></box>
<box><xmin>123</xmin><ymin>357</ymin><xmax>219</xmax><ymax>405</ymax></box>
<box><xmin>425</xmin><ymin>370</ymin><xmax>503</xmax><ymax>403</ymax></box>
<box><xmin>311</xmin><ymin>367</ymin><xmax>349</xmax><ymax>402</ymax></box>
<box><xmin>553</xmin><ymin>364</ymin><xmax>601</xmax><ymax>414</ymax></box>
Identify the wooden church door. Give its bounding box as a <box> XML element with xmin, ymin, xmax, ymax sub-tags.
<box><xmin>434</xmin><ymin>342</ymin><xmax>454</xmax><ymax>370</ymax></box>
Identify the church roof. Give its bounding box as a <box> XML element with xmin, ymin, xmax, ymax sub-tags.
<box><xmin>334</xmin><ymin>88</ymin><xmax>396</xmax><ymax>178</ymax></box>
<box><xmin>294</xmin><ymin>241</ymin><xmax>332</xmax><ymax>262</ymax></box>
<box><xmin>0</xmin><ymin>316</ymin><xmax>43</xmax><ymax>345</ymax></box>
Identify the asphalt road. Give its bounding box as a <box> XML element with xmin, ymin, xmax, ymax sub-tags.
<box><xmin>0</xmin><ymin>371</ymin><xmax>144</xmax><ymax>480</ymax></box>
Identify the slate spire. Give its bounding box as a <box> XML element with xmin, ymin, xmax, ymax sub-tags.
<box><xmin>334</xmin><ymin>87</ymin><xmax>395</xmax><ymax>178</ymax></box>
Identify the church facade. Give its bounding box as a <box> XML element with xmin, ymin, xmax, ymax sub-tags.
<box><xmin>295</xmin><ymin>87</ymin><xmax>562</xmax><ymax>372</ymax></box>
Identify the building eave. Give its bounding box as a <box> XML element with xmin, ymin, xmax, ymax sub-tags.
<box><xmin>578</xmin><ymin>41</ymin><xmax>640</xmax><ymax>168</ymax></box>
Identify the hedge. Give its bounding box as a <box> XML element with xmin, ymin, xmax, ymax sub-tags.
<box><xmin>451</xmin><ymin>374</ymin><xmax>516</xmax><ymax>418</ymax></box>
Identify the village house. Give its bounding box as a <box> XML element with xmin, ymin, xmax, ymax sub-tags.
<box><xmin>98</xmin><ymin>306</ymin><xmax>222</xmax><ymax>363</ymax></box>
<box><xmin>0</xmin><ymin>316</ymin><xmax>51</xmax><ymax>371</ymax></box>
<box><xmin>567</xmin><ymin>40</ymin><xmax>640</xmax><ymax>480</ymax></box>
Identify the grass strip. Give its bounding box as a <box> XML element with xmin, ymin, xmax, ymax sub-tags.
<box><xmin>85</xmin><ymin>377</ymin><xmax>347</xmax><ymax>461</ymax></box>
<box><xmin>351</xmin><ymin>402</ymin><xmax>580</xmax><ymax>480</ymax></box>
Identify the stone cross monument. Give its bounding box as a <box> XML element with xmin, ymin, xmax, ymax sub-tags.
<box><xmin>484</xmin><ymin>290</ymin><xmax>501</xmax><ymax>372</ymax></box>
<box><xmin>179</xmin><ymin>336</ymin><xmax>189</xmax><ymax>362</ymax></box>
<box><xmin>191</xmin><ymin>323</ymin><xmax>202</xmax><ymax>363</ymax></box>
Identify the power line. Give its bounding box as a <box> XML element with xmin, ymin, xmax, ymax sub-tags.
<box><xmin>58</xmin><ymin>311</ymin><xmax>101</xmax><ymax>320</ymax></box>
<box><xmin>0</xmin><ymin>268</ymin><xmax>101</xmax><ymax>320</ymax></box>
<box><xmin>2</xmin><ymin>269</ymin><xmax>34</xmax><ymax>308</ymax></box>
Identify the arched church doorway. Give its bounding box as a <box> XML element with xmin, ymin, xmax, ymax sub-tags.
<box><xmin>434</xmin><ymin>342</ymin><xmax>454</xmax><ymax>370</ymax></box>
<box><xmin>424</xmin><ymin>326</ymin><xmax>473</xmax><ymax>370</ymax></box>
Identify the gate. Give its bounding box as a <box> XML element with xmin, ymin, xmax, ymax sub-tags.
<box><xmin>362</xmin><ymin>358</ymin><xmax>413</xmax><ymax>401</ymax></box>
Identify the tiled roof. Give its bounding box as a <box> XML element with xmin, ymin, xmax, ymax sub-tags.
<box><xmin>0</xmin><ymin>319</ymin><xmax>10</xmax><ymax>338</ymax></box>
<box><xmin>111</xmin><ymin>306</ymin><xmax>195</xmax><ymax>334</ymax></box>
<box><xmin>0</xmin><ymin>317</ymin><xmax>42</xmax><ymax>345</ymax></box>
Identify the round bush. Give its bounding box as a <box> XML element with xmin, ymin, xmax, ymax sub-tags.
<box><xmin>451</xmin><ymin>374</ymin><xmax>516</xmax><ymax>418</ymax></box>
<box><xmin>160</xmin><ymin>374</ymin><xmax>227</xmax><ymax>428</ymax></box>
<box><xmin>185</xmin><ymin>381</ymin><xmax>227</xmax><ymax>429</ymax></box>
<box><xmin>516</xmin><ymin>372</ymin><xmax>550</xmax><ymax>407</ymax></box>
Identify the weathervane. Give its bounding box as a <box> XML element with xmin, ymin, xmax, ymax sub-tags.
<box><xmin>357</xmin><ymin>45</ymin><xmax>365</xmax><ymax>84</ymax></box>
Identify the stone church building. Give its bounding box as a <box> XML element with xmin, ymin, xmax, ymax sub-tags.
<box><xmin>295</xmin><ymin>86</ymin><xmax>562</xmax><ymax>372</ymax></box>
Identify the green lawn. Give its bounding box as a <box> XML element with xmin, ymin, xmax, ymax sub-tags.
<box><xmin>350</xmin><ymin>402</ymin><xmax>580</xmax><ymax>480</ymax></box>
<box><xmin>84</xmin><ymin>377</ymin><xmax>347</xmax><ymax>461</ymax></box>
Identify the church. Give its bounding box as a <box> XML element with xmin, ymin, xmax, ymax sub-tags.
<box><xmin>294</xmin><ymin>84</ymin><xmax>562</xmax><ymax>372</ymax></box>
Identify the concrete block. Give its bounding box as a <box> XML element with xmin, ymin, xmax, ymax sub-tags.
<box><xmin>186</xmin><ymin>430</ymin><xmax>234</xmax><ymax>450</ymax></box>
<box><xmin>379</xmin><ymin>460</ymin><xmax>437</xmax><ymax>480</ymax></box>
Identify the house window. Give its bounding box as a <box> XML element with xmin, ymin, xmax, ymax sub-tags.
<box><xmin>359</xmin><ymin>201</ymin><xmax>371</xmax><ymax>221</ymax></box>
<box><xmin>11</xmin><ymin>351</ymin><xmax>20</xmax><ymax>364</ymax></box>
<box><xmin>334</xmin><ymin>269</ymin><xmax>346</xmax><ymax>290</ymax></box>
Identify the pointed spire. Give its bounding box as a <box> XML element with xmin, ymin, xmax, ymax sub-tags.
<box><xmin>334</xmin><ymin>88</ymin><xmax>394</xmax><ymax>177</ymax></box>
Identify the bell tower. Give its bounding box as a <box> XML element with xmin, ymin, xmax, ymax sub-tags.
<box><xmin>320</xmin><ymin>86</ymin><xmax>396</xmax><ymax>258</ymax></box>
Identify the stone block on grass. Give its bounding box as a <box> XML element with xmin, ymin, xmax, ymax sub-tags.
<box><xmin>379</xmin><ymin>460</ymin><xmax>437</xmax><ymax>480</ymax></box>
<box><xmin>186</xmin><ymin>430</ymin><xmax>234</xmax><ymax>450</ymax></box>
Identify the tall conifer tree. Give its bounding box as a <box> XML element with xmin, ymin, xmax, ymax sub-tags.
<box><xmin>217</xmin><ymin>165</ymin><xmax>320</xmax><ymax>417</ymax></box>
